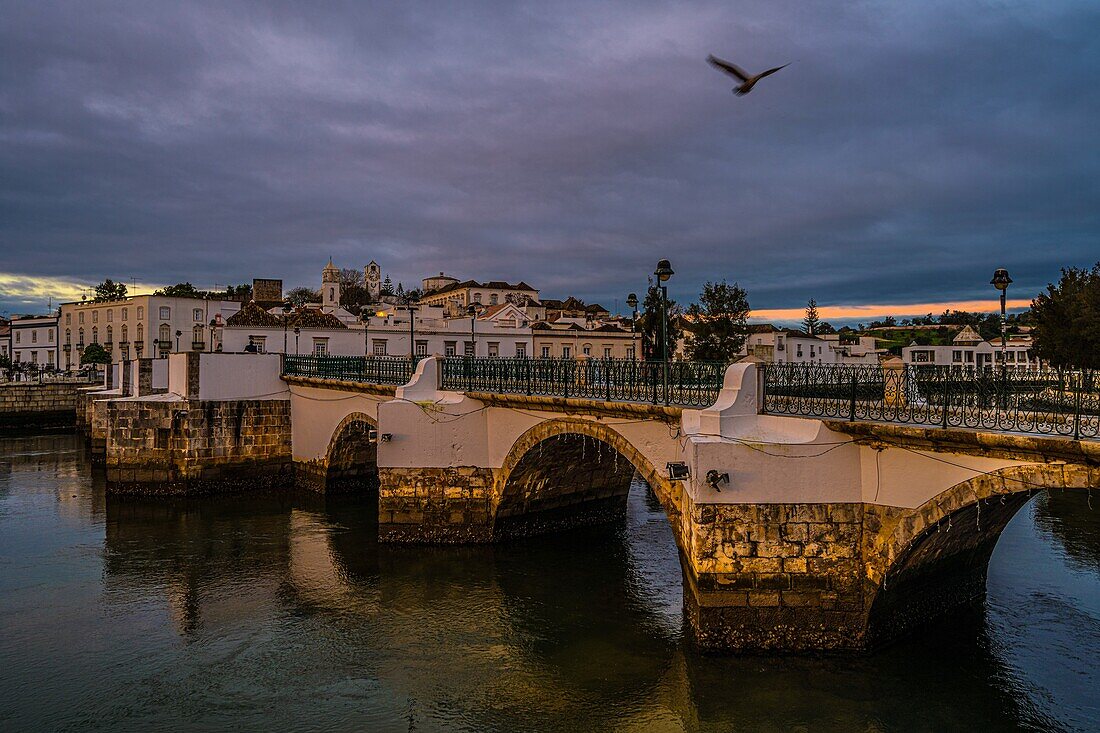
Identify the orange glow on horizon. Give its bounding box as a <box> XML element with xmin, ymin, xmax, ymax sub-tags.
<box><xmin>750</xmin><ymin>298</ymin><xmax>1034</xmax><ymax>323</ymax></box>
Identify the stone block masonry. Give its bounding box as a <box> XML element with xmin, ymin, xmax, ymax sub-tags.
<box><xmin>105</xmin><ymin>398</ymin><xmax>293</xmax><ymax>495</ymax></box>
<box><xmin>0</xmin><ymin>381</ymin><xmax>90</xmax><ymax>430</ymax></box>
<box><xmin>378</xmin><ymin>467</ymin><xmax>497</xmax><ymax>543</ymax></box>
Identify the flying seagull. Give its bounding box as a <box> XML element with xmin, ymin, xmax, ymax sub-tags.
<box><xmin>707</xmin><ymin>54</ymin><xmax>789</xmax><ymax>96</ymax></box>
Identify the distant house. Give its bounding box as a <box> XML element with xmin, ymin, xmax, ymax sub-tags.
<box><xmin>418</xmin><ymin>278</ymin><xmax>540</xmax><ymax>317</ymax></box>
<box><xmin>901</xmin><ymin>326</ymin><xmax>1039</xmax><ymax>368</ymax></box>
<box><xmin>737</xmin><ymin>324</ymin><xmax>882</xmax><ymax>365</ymax></box>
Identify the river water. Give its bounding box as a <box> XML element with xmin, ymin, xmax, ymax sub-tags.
<box><xmin>1</xmin><ymin>433</ymin><xmax>1098</xmax><ymax>732</ymax></box>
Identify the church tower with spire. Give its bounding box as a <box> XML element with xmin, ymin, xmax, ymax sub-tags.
<box><xmin>322</xmin><ymin>258</ymin><xmax>340</xmax><ymax>308</ymax></box>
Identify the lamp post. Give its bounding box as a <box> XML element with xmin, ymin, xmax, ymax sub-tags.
<box><xmin>991</xmin><ymin>268</ymin><xmax>1012</xmax><ymax>407</ymax></box>
<box><xmin>294</xmin><ymin>327</ymin><xmax>300</xmax><ymax>356</ymax></box>
<box><xmin>174</xmin><ymin>329</ymin><xmax>182</xmax><ymax>352</ymax></box>
<box><xmin>654</xmin><ymin>259</ymin><xmax>674</xmax><ymax>405</ymax></box>
<box><xmin>282</xmin><ymin>302</ymin><xmax>293</xmax><ymax>353</ymax></box>
<box><xmin>361</xmin><ymin>310</ymin><xmax>371</xmax><ymax>357</ymax></box>
<box><xmin>406</xmin><ymin>302</ymin><xmax>419</xmax><ymax>360</ymax></box>
<box><xmin>466</xmin><ymin>303</ymin><xmax>485</xmax><ymax>357</ymax></box>
<box><xmin>626</xmin><ymin>292</ymin><xmax>639</xmax><ymax>360</ymax></box>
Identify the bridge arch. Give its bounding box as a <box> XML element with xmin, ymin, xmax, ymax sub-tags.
<box><xmin>866</xmin><ymin>461</ymin><xmax>1095</xmax><ymax>644</ymax></box>
<box><xmin>491</xmin><ymin>417</ymin><xmax>682</xmax><ymax>541</ymax></box>
<box><xmin>323</xmin><ymin>411</ymin><xmax>379</xmax><ymax>493</ymax></box>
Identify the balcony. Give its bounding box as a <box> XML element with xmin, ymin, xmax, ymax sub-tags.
<box><xmin>191</xmin><ymin>341</ymin><xmax>206</xmax><ymax>351</ymax></box>
<box><xmin>63</xmin><ymin>344</ymin><xmax>71</xmax><ymax>352</ymax></box>
<box><xmin>157</xmin><ymin>340</ymin><xmax>171</xmax><ymax>351</ymax></box>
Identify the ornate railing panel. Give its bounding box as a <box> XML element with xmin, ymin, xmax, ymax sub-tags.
<box><xmin>762</xmin><ymin>363</ymin><xmax>1099</xmax><ymax>439</ymax></box>
<box><xmin>282</xmin><ymin>355</ymin><xmax>417</xmax><ymax>386</ymax></box>
<box><xmin>440</xmin><ymin>357</ymin><xmax>726</xmax><ymax>407</ymax></box>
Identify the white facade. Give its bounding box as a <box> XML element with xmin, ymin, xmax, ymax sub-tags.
<box><xmin>741</xmin><ymin>328</ymin><xmax>882</xmax><ymax>365</ymax></box>
<box><xmin>222</xmin><ymin>305</ymin><xmax>535</xmax><ymax>358</ymax></box>
<box><xmin>901</xmin><ymin>328</ymin><xmax>1039</xmax><ymax>368</ymax></box>
<box><xmin>9</xmin><ymin>315</ymin><xmax>60</xmax><ymax>369</ymax></box>
<box><xmin>59</xmin><ymin>295</ymin><xmax>242</xmax><ymax>369</ymax></box>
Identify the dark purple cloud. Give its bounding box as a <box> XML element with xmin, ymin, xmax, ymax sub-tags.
<box><xmin>1</xmin><ymin>0</ymin><xmax>1097</xmax><ymax>316</ymax></box>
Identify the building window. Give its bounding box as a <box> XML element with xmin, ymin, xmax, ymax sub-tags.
<box><xmin>626</xmin><ymin>346</ymin><xmax>636</xmax><ymax>360</ymax></box>
<box><xmin>541</xmin><ymin>346</ymin><xmax>550</xmax><ymax>358</ymax></box>
<box><xmin>31</xmin><ymin>331</ymin><xmax>37</xmax><ymax>343</ymax></box>
<box><xmin>107</xmin><ymin>310</ymin><xmax>113</xmax><ymax>322</ymax></box>
<box><xmin>193</xmin><ymin>308</ymin><xmax>203</xmax><ymax>322</ymax></box>
<box><xmin>562</xmin><ymin>346</ymin><xmax>572</xmax><ymax>358</ymax></box>
<box><xmin>78</xmin><ymin>328</ymin><xmax>84</xmax><ymax>346</ymax></box>
<box><xmin>582</xmin><ymin>344</ymin><xmax>592</xmax><ymax>356</ymax></box>
<box><xmin>966</xmin><ymin>351</ymin><xmax>974</xmax><ymax>363</ymax></box>
<box><xmin>515</xmin><ymin>343</ymin><xmax>527</xmax><ymax>358</ymax></box>
<box><xmin>464</xmin><ymin>341</ymin><xmax>474</xmax><ymax>356</ymax></box>
<box><xmin>47</xmin><ymin>352</ymin><xmax>54</xmax><ymax>366</ymax></box>
<box><xmin>796</xmin><ymin>346</ymin><xmax>803</xmax><ymax>358</ymax></box>
<box><xmin>952</xmin><ymin>350</ymin><xmax>963</xmax><ymax>363</ymax></box>
<box><xmin>14</xmin><ymin>331</ymin><xmax>20</xmax><ymax>343</ymax></box>
<box><xmin>65</xmin><ymin>313</ymin><xmax>71</xmax><ymax>325</ymax></box>
<box><xmin>473</xmin><ymin>292</ymin><xmax>482</xmax><ymax>303</ymax></box>
<box><xmin>92</xmin><ymin>311</ymin><xmax>98</xmax><ymax>323</ymax></box>
<box><xmin>252</xmin><ymin>336</ymin><xmax>267</xmax><ymax>353</ymax></box>
<box><xmin>158</xmin><ymin>323</ymin><xmax>170</xmax><ymax>346</ymax></box>
<box><xmin>313</xmin><ymin>339</ymin><xmax>328</xmax><ymax>357</ymax></box>
<box><xmin>122</xmin><ymin>308</ymin><xmax>128</xmax><ymax>321</ymax></box>
<box><xmin>192</xmin><ymin>324</ymin><xmax>203</xmax><ymax>347</ymax></box>
<box><xmin>487</xmin><ymin>342</ymin><xmax>499</xmax><ymax>357</ymax></box>
<box><xmin>137</xmin><ymin>323</ymin><xmax>144</xmax><ymax>343</ymax></box>
<box><xmin>604</xmin><ymin>347</ymin><xmax>612</xmax><ymax>358</ymax></box>
<box><xmin>92</xmin><ymin>327</ymin><xmax>98</xmax><ymax>343</ymax></box>
<box><xmin>445</xmin><ymin>341</ymin><xmax>457</xmax><ymax>357</ymax></box>
<box><xmin>105</xmin><ymin>325</ymin><xmax>112</xmax><ymax>343</ymax></box>
<box><xmin>65</xmin><ymin>329</ymin><xmax>71</xmax><ymax>344</ymax></box>
<box><xmin>49</xmin><ymin>330</ymin><xmax>54</xmax><ymax>342</ymax></box>
<box><xmin>489</xmin><ymin>294</ymin><xmax>498</xmax><ymax>305</ymax></box>
<box><xmin>415</xmin><ymin>340</ymin><xmax>428</xmax><ymax>356</ymax></box>
<box><xmin>79</xmin><ymin>312</ymin><xmax>85</xmax><ymax>325</ymax></box>
<box><xmin>137</xmin><ymin>306</ymin><xmax>144</xmax><ymax>320</ymax></box>
<box><xmin>373</xmin><ymin>340</ymin><xmax>388</xmax><ymax>356</ymax></box>
<box><xmin>159</xmin><ymin>307</ymin><xmax>170</xmax><ymax>320</ymax></box>
<box><xmin>121</xmin><ymin>325</ymin><xmax>128</xmax><ymax>342</ymax></box>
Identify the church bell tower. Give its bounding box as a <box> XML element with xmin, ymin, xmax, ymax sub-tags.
<box><xmin>365</xmin><ymin>260</ymin><xmax>381</xmax><ymax>303</ymax></box>
<box><xmin>322</xmin><ymin>258</ymin><xmax>340</xmax><ymax>308</ymax></box>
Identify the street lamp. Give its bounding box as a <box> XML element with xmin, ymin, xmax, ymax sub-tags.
<box><xmin>654</xmin><ymin>259</ymin><xmax>674</xmax><ymax>404</ymax></box>
<box><xmin>294</xmin><ymin>326</ymin><xmax>300</xmax><ymax>356</ymax></box>
<box><xmin>466</xmin><ymin>303</ymin><xmax>485</xmax><ymax>357</ymax></box>
<box><xmin>991</xmin><ymin>268</ymin><xmax>1012</xmax><ymax>407</ymax></box>
<box><xmin>174</xmin><ymin>329</ymin><xmax>182</xmax><ymax>352</ymax></box>
<box><xmin>990</xmin><ymin>268</ymin><xmax>1012</xmax><ymax>365</ymax></box>
<box><xmin>626</xmin><ymin>292</ymin><xmax>639</xmax><ymax>361</ymax></box>
<box><xmin>361</xmin><ymin>310</ymin><xmax>371</xmax><ymax>357</ymax></box>
<box><xmin>406</xmin><ymin>302</ymin><xmax>420</xmax><ymax>360</ymax></box>
<box><xmin>282</xmin><ymin>302</ymin><xmax>293</xmax><ymax>353</ymax></box>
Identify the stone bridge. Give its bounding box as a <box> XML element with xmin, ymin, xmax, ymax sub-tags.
<box><xmin>286</xmin><ymin>356</ymin><xmax>1098</xmax><ymax>653</ymax></box>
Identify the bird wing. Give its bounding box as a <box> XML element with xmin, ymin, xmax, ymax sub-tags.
<box><xmin>755</xmin><ymin>63</ymin><xmax>790</xmax><ymax>80</ymax></box>
<box><xmin>707</xmin><ymin>55</ymin><xmax>749</xmax><ymax>82</ymax></box>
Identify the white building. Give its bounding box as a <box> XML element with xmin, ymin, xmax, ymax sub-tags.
<box><xmin>59</xmin><ymin>294</ymin><xmax>242</xmax><ymax>369</ymax></box>
<box><xmin>222</xmin><ymin>300</ymin><xmax>536</xmax><ymax>358</ymax></box>
<box><xmin>419</xmin><ymin>277</ymin><xmax>540</xmax><ymax>318</ymax></box>
<box><xmin>0</xmin><ymin>320</ymin><xmax>10</xmax><ymax>361</ymax></box>
<box><xmin>901</xmin><ymin>325</ymin><xmax>1039</xmax><ymax>368</ymax></box>
<box><xmin>9</xmin><ymin>314</ymin><xmax>60</xmax><ymax>369</ymax></box>
<box><xmin>740</xmin><ymin>325</ymin><xmax>883</xmax><ymax>365</ymax></box>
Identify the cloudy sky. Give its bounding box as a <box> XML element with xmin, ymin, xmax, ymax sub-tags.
<box><xmin>1</xmin><ymin>0</ymin><xmax>1097</xmax><ymax>322</ymax></box>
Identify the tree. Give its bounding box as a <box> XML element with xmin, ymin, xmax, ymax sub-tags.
<box><xmin>637</xmin><ymin>281</ymin><xmax>682</xmax><ymax>362</ymax></box>
<box><xmin>155</xmin><ymin>282</ymin><xmax>203</xmax><ymax>298</ymax></box>
<box><xmin>80</xmin><ymin>343</ymin><xmax>111</xmax><ymax>365</ymax></box>
<box><xmin>0</xmin><ymin>352</ymin><xmax>11</xmax><ymax>379</ymax></box>
<box><xmin>684</xmin><ymin>280</ymin><xmax>750</xmax><ymax>362</ymax></box>
<box><xmin>380</xmin><ymin>275</ymin><xmax>394</xmax><ymax>296</ymax></box>
<box><xmin>1031</xmin><ymin>263</ymin><xmax>1100</xmax><ymax>369</ymax></box>
<box><xmin>286</xmin><ymin>286</ymin><xmax>320</xmax><ymax>307</ymax></box>
<box><xmin>395</xmin><ymin>282</ymin><xmax>405</xmax><ymax>299</ymax></box>
<box><xmin>816</xmin><ymin>321</ymin><xmax>837</xmax><ymax>335</ymax></box>
<box><xmin>226</xmin><ymin>283</ymin><xmax>252</xmax><ymax>300</ymax></box>
<box><xmin>803</xmin><ymin>299</ymin><xmax>820</xmax><ymax>335</ymax></box>
<box><xmin>339</xmin><ymin>268</ymin><xmax>363</xmax><ymax>290</ymax></box>
<box><xmin>93</xmin><ymin>279</ymin><xmax>127</xmax><ymax>302</ymax></box>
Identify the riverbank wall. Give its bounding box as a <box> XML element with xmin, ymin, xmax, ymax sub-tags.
<box><xmin>0</xmin><ymin>380</ymin><xmax>95</xmax><ymax>430</ymax></box>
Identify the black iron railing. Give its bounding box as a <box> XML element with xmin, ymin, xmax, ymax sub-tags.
<box><xmin>282</xmin><ymin>355</ymin><xmax>418</xmax><ymax>386</ymax></box>
<box><xmin>762</xmin><ymin>363</ymin><xmax>1100</xmax><ymax>439</ymax></box>
<box><xmin>439</xmin><ymin>357</ymin><xmax>726</xmax><ymax>407</ymax></box>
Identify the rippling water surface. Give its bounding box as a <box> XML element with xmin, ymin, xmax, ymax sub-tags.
<box><xmin>1</xmin><ymin>433</ymin><xmax>1098</xmax><ymax>732</ymax></box>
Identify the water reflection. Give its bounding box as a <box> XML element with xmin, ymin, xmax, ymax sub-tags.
<box><xmin>2</xmin><ymin>433</ymin><xmax>1099</xmax><ymax>732</ymax></box>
